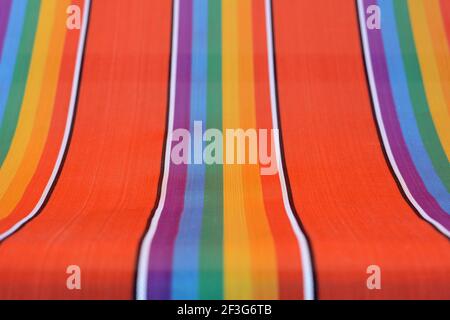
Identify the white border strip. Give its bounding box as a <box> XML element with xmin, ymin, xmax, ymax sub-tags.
<box><xmin>265</xmin><ymin>0</ymin><xmax>315</xmax><ymax>300</ymax></box>
<box><xmin>0</xmin><ymin>0</ymin><xmax>92</xmax><ymax>241</ymax></box>
<box><xmin>357</xmin><ymin>0</ymin><xmax>449</xmax><ymax>238</ymax></box>
<box><xmin>136</xmin><ymin>0</ymin><xmax>180</xmax><ymax>300</ymax></box>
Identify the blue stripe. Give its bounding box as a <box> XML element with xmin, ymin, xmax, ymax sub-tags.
<box><xmin>379</xmin><ymin>0</ymin><xmax>450</xmax><ymax>213</ymax></box>
<box><xmin>0</xmin><ymin>0</ymin><xmax>28</xmax><ymax>125</ymax></box>
<box><xmin>171</xmin><ymin>0</ymin><xmax>208</xmax><ymax>299</ymax></box>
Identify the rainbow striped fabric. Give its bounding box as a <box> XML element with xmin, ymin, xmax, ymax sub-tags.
<box><xmin>137</xmin><ymin>0</ymin><xmax>313</xmax><ymax>300</ymax></box>
<box><xmin>0</xmin><ymin>0</ymin><xmax>87</xmax><ymax>237</ymax></box>
<box><xmin>359</xmin><ymin>0</ymin><xmax>450</xmax><ymax>235</ymax></box>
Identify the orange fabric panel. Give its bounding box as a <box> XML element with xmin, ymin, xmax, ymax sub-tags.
<box><xmin>0</xmin><ymin>0</ymin><xmax>171</xmax><ymax>299</ymax></box>
<box><xmin>273</xmin><ymin>0</ymin><xmax>450</xmax><ymax>299</ymax></box>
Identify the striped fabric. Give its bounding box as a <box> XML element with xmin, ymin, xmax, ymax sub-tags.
<box><xmin>359</xmin><ymin>0</ymin><xmax>450</xmax><ymax>235</ymax></box>
<box><xmin>0</xmin><ymin>0</ymin><xmax>448</xmax><ymax>300</ymax></box>
<box><xmin>0</xmin><ymin>0</ymin><xmax>88</xmax><ymax>237</ymax></box>
<box><xmin>137</xmin><ymin>0</ymin><xmax>313</xmax><ymax>300</ymax></box>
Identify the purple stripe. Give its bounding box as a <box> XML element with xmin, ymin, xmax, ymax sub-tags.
<box><xmin>364</xmin><ymin>0</ymin><xmax>450</xmax><ymax>230</ymax></box>
<box><xmin>147</xmin><ymin>0</ymin><xmax>193</xmax><ymax>299</ymax></box>
<box><xmin>0</xmin><ymin>0</ymin><xmax>12</xmax><ymax>56</ymax></box>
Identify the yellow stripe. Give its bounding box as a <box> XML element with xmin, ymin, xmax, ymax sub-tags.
<box><xmin>237</xmin><ymin>0</ymin><xmax>278</xmax><ymax>299</ymax></box>
<box><xmin>408</xmin><ymin>0</ymin><xmax>450</xmax><ymax>160</ymax></box>
<box><xmin>0</xmin><ymin>0</ymin><xmax>70</xmax><ymax>217</ymax></box>
<box><xmin>0</xmin><ymin>0</ymin><xmax>60</xmax><ymax>219</ymax></box>
<box><xmin>223</xmin><ymin>0</ymin><xmax>253</xmax><ymax>299</ymax></box>
<box><xmin>423</xmin><ymin>0</ymin><xmax>450</xmax><ymax>114</ymax></box>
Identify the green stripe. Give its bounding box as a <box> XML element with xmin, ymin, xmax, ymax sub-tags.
<box><xmin>394</xmin><ymin>1</ymin><xmax>450</xmax><ymax>191</ymax></box>
<box><xmin>0</xmin><ymin>0</ymin><xmax>40</xmax><ymax>166</ymax></box>
<box><xmin>199</xmin><ymin>0</ymin><xmax>223</xmax><ymax>300</ymax></box>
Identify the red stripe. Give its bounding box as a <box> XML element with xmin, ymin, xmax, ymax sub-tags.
<box><xmin>440</xmin><ymin>0</ymin><xmax>450</xmax><ymax>47</ymax></box>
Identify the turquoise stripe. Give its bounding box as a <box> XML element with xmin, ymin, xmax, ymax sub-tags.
<box><xmin>0</xmin><ymin>0</ymin><xmax>28</xmax><ymax>125</ymax></box>
<box><xmin>171</xmin><ymin>0</ymin><xmax>208</xmax><ymax>299</ymax></box>
<box><xmin>379</xmin><ymin>0</ymin><xmax>449</xmax><ymax>213</ymax></box>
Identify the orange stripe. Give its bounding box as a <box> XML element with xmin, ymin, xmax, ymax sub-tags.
<box><xmin>423</xmin><ymin>0</ymin><xmax>450</xmax><ymax>113</ymax></box>
<box><xmin>223</xmin><ymin>0</ymin><xmax>253</xmax><ymax>299</ymax></box>
<box><xmin>408</xmin><ymin>0</ymin><xmax>450</xmax><ymax>157</ymax></box>
<box><xmin>0</xmin><ymin>0</ymin><xmax>82</xmax><ymax>234</ymax></box>
<box><xmin>238</xmin><ymin>0</ymin><xmax>278</xmax><ymax>299</ymax></box>
<box><xmin>0</xmin><ymin>0</ymin><xmax>70</xmax><ymax>219</ymax></box>
<box><xmin>0</xmin><ymin>1</ymin><xmax>57</xmax><ymax>208</ymax></box>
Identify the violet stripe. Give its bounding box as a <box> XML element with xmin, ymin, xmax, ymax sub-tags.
<box><xmin>0</xmin><ymin>0</ymin><xmax>12</xmax><ymax>57</ymax></box>
<box><xmin>146</xmin><ymin>0</ymin><xmax>193</xmax><ymax>300</ymax></box>
<box><xmin>364</xmin><ymin>0</ymin><xmax>450</xmax><ymax>230</ymax></box>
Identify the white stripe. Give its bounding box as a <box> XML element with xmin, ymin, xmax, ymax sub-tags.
<box><xmin>357</xmin><ymin>0</ymin><xmax>449</xmax><ymax>238</ymax></box>
<box><xmin>265</xmin><ymin>0</ymin><xmax>316</xmax><ymax>300</ymax></box>
<box><xmin>136</xmin><ymin>0</ymin><xmax>180</xmax><ymax>300</ymax></box>
<box><xmin>0</xmin><ymin>0</ymin><xmax>92</xmax><ymax>242</ymax></box>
